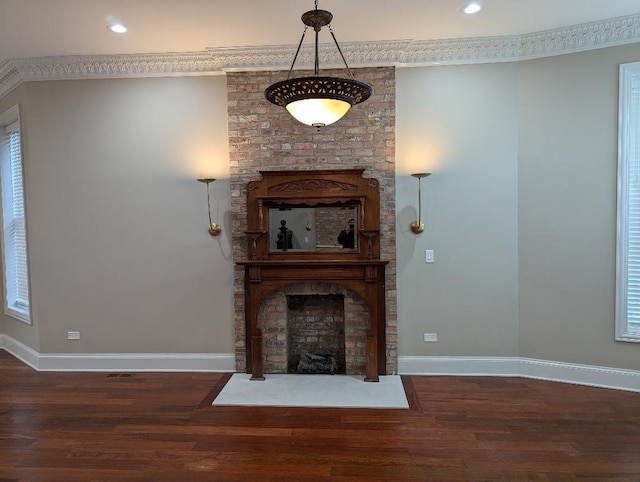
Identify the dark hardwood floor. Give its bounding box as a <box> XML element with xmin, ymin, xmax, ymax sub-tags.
<box><xmin>1</xmin><ymin>350</ymin><xmax>639</xmax><ymax>481</ymax></box>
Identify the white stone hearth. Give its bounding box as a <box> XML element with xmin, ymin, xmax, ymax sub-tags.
<box><xmin>212</xmin><ymin>374</ymin><xmax>409</xmax><ymax>409</ymax></box>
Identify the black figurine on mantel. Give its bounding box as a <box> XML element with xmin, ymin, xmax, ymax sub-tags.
<box><xmin>276</xmin><ymin>219</ymin><xmax>293</xmax><ymax>251</ymax></box>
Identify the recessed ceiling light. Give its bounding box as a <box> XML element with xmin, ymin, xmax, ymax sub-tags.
<box><xmin>463</xmin><ymin>2</ymin><xmax>482</xmax><ymax>14</ymax></box>
<box><xmin>107</xmin><ymin>23</ymin><xmax>127</xmax><ymax>34</ymax></box>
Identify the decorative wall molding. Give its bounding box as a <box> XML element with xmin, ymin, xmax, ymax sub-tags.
<box><xmin>0</xmin><ymin>62</ymin><xmax>23</xmax><ymax>99</ymax></box>
<box><xmin>0</xmin><ymin>334</ymin><xmax>235</xmax><ymax>372</ymax></box>
<box><xmin>399</xmin><ymin>356</ymin><xmax>640</xmax><ymax>393</ymax></box>
<box><xmin>11</xmin><ymin>51</ymin><xmax>219</xmax><ymax>81</ymax></box>
<box><xmin>0</xmin><ymin>51</ymin><xmax>222</xmax><ymax>99</ymax></box>
<box><xmin>1</xmin><ymin>13</ymin><xmax>639</xmax><ymax>99</ymax></box>
<box><xmin>520</xmin><ymin>14</ymin><xmax>640</xmax><ymax>60</ymax></box>
<box><xmin>210</xmin><ymin>41</ymin><xmax>412</xmax><ymax>71</ymax></box>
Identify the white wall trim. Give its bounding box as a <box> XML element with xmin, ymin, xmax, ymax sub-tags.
<box><xmin>2</xmin><ymin>335</ymin><xmax>639</xmax><ymax>392</ymax></box>
<box><xmin>0</xmin><ymin>333</ymin><xmax>40</xmax><ymax>369</ymax></box>
<box><xmin>0</xmin><ymin>334</ymin><xmax>234</xmax><ymax>372</ymax></box>
<box><xmin>1</xmin><ymin>13</ymin><xmax>639</xmax><ymax>99</ymax></box>
<box><xmin>399</xmin><ymin>356</ymin><xmax>640</xmax><ymax>393</ymax></box>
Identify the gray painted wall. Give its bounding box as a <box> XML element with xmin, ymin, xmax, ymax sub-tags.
<box><xmin>1</xmin><ymin>43</ymin><xmax>639</xmax><ymax>372</ymax></box>
<box><xmin>2</xmin><ymin>76</ymin><xmax>234</xmax><ymax>354</ymax></box>
<box><xmin>396</xmin><ymin>63</ymin><xmax>520</xmax><ymax>358</ymax></box>
<box><xmin>518</xmin><ymin>44</ymin><xmax>640</xmax><ymax>370</ymax></box>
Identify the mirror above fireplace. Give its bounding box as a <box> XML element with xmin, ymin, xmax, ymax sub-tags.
<box><xmin>268</xmin><ymin>206</ymin><xmax>358</xmax><ymax>252</ymax></box>
<box><xmin>245</xmin><ymin>168</ymin><xmax>380</xmax><ymax>261</ymax></box>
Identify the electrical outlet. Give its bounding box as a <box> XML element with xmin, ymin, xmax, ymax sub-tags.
<box><xmin>67</xmin><ymin>331</ymin><xmax>80</xmax><ymax>340</ymax></box>
<box><xmin>423</xmin><ymin>333</ymin><xmax>437</xmax><ymax>342</ymax></box>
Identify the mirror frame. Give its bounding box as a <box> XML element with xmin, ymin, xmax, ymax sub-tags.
<box><xmin>245</xmin><ymin>168</ymin><xmax>381</xmax><ymax>261</ymax></box>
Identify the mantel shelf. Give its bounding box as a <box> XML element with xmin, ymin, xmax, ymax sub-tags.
<box><xmin>237</xmin><ymin>259</ymin><xmax>389</xmax><ymax>266</ymax></box>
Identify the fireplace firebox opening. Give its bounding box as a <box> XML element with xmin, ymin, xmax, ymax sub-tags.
<box><xmin>287</xmin><ymin>294</ymin><xmax>346</xmax><ymax>375</ymax></box>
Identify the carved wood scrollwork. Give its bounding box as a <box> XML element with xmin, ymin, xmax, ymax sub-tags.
<box><xmin>271</xmin><ymin>179</ymin><xmax>358</xmax><ymax>193</ymax></box>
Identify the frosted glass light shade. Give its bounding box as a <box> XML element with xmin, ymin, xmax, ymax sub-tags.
<box><xmin>285</xmin><ymin>98</ymin><xmax>352</xmax><ymax>127</ymax></box>
<box><xmin>265</xmin><ymin>76</ymin><xmax>372</xmax><ymax>129</ymax></box>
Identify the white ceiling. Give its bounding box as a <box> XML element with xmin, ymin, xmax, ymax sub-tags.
<box><xmin>1</xmin><ymin>0</ymin><xmax>640</xmax><ymax>68</ymax></box>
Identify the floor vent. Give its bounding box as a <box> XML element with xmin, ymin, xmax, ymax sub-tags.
<box><xmin>106</xmin><ymin>373</ymin><xmax>133</xmax><ymax>378</ymax></box>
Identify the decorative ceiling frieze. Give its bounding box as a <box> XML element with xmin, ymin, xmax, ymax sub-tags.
<box><xmin>1</xmin><ymin>13</ymin><xmax>639</xmax><ymax>99</ymax></box>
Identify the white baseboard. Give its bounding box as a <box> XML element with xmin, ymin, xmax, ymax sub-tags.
<box><xmin>2</xmin><ymin>334</ymin><xmax>638</xmax><ymax>392</ymax></box>
<box><xmin>0</xmin><ymin>334</ymin><xmax>235</xmax><ymax>372</ymax></box>
<box><xmin>398</xmin><ymin>356</ymin><xmax>640</xmax><ymax>393</ymax></box>
<box><xmin>0</xmin><ymin>333</ymin><xmax>40</xmax><ymax>369</ymax></box>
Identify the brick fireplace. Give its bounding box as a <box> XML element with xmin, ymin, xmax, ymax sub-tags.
<box><xmin>227</xmin><ymin>67</ymin><xmax>397</xmax><ymax>376</ymax></box>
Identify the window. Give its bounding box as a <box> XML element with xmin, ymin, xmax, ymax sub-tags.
<box><xmin>616</xmin><ymin>62</ymin><xmax>640</xmax><ymax>342</ymax></box>
<box><xmin>0</xmin><ymin>106</ymin><xmax>31</xmax><ymax>324</ymax></box>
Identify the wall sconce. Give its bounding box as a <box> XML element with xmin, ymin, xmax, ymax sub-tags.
<box><xmin>410</xmin><ymin>173</ymin><xmax>431</xmax><ymax>234</ymax></box>
<box><xmin>197</xmin><ymin>178</ymin><xmax>222</xmax><ymax>237</ymax></box>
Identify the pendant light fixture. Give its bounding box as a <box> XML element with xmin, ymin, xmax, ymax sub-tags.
<box><xmin>264</xmin><ymin>0</ymin><xmax>372</xmax><ymax>129</ymax></box>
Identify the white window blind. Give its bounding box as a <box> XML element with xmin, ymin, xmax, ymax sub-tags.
<box><xmin>0</xmin><ymin>106</ymin><xmax>30</xmax><ymax>323</ymax></box>
<box><xmin>627</xmin><ymin>79</ymin><xmax>640</xmax><ymax>335</ymax></box>
<box><xmin>616</xmin><ymin>62</ymin><xmax>640</xmax><ymax>341</ymax></box>
<box><xmin>8</xmin><ymin>128</ymin><xmax>29</xmax><ymax>308</ymax></box>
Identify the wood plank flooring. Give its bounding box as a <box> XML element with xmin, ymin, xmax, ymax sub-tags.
<box><xmin>1</xmin><ymin>350</ymin><xmax>640</xmax><ymax>481</ymax></box>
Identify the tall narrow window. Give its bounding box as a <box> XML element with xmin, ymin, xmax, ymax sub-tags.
<box><xmin>616</xmin><ymin>62</ymin><xmax>640</xmax><ymax>342</ymax></box>
<box><xmin>0</xmin><ymin>106</ymin><xmax>31</xmax><ymax>323</ymax></box>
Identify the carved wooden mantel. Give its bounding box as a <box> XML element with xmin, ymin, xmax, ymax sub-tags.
<box><xmin>237</xmin><ymin>169</ymin><xmax>388</xmax><ymax>382</ymax></box>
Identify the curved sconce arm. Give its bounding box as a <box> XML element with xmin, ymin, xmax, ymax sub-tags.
<box><xmin>410</xmin><ymin>173</ymin><xmax>431</xmax><ymax>234</ymax></box>
<box><xmin>197</xmin><ymin>178</ymin><xmax>222</xmax><ymax>237</ymax></box>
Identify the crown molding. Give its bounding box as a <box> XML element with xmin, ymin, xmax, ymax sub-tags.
<box><xmin>1</xmin><ymin>13</ymin><xmax>639</xmax><ymax>98</ymax></box>
<box><xmin>0</xmin><ymin>51</ymin><xmax>220</xmax><ymax>99</ymax></box>
<box><xmin>11</xmin><ymin>51</ymin><xmax>217</xmax><ymax>81</ymax></box>
<box><xmin>520</xmin><ymin>13</ymin><xmax>640</xmax><ymax>60</ymax></box>
<box><xmin>0</xmin><ymin>62</ymin><xmax>23</xmax><ymax>99</ymax></box>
